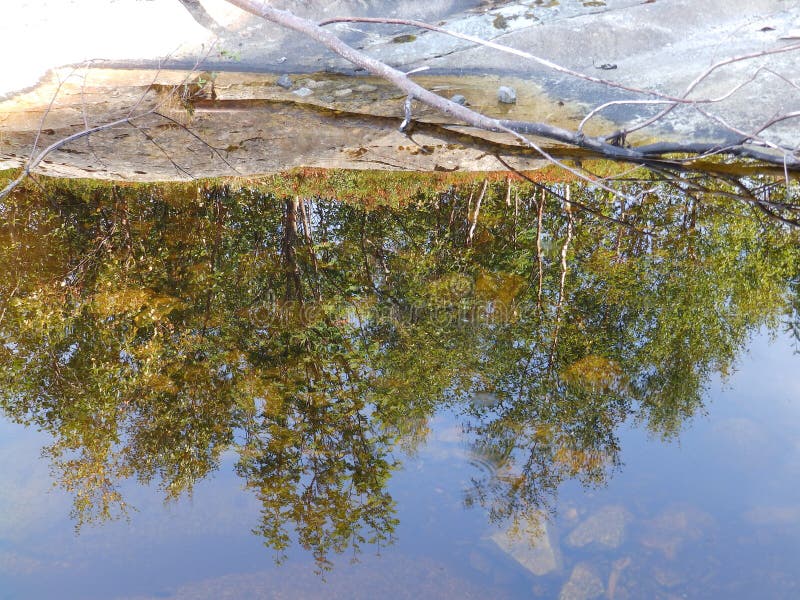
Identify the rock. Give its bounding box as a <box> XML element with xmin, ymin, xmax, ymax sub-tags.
<box><xmin>652</xmin><ymin>566</ymin><xmax>685</xmax><ymax>588</ymax></box>
<box><xmin>468</xmin><ymin>550</ymin><xmax>492</xmax><ymax>574</ymax></box>
<box><xmin>640</xmin><ymin>505</ymin><xmax>714</xmax><ymax>560</ymax></box>
<box><xmin>567</xmin><ymin>505</ymin><xmax>631</xmax><ymax>549</ymax></box>
<box><xmin>319</xmin><ymin>94</ymin><xmax>335</xmax><ymax>103</ymax></box>
<box><xmin>4</xmin><ymin>0</ymin><xmax>800</xmax><ymax>154</ymax></box>
<box><xmin>491</xmin><ymin>510</ymin><xmax>561</xmax><ymax>576</ymax></box>
<box><xmin>497</xmin><ymin>86</ymin><xmax>517</xmax><ymax>104</ymax></box>
<box><xmin>563</xmin><ymin>506</ymin><xmax>580</xmax><ymax>524</ymax></box>
<box><xmin>355</xmin><ymin>84</ymin><xmax>378</xmax><ymax>92</ymax></box>
<box><xmin>608</xmin><ymin>557</ymin><xmax>632</xmax><ymax>599</ymax></box>
<box><xmin>292</xmin><ymin>87</ymin><xmax>313</xmax><ymax>97</ymax></box>
<box><xmin>559</xmin><ymin>563</ymin><xmax>604</xmax><ymax>600</ymax></box>
<box><xmin>334</xmin><ymin>88</ymin><xmax>354</xmax><ymax>97</ymax></box>
<box><xmin>450</xmin><ymin>94</ymin><xmax>468</xmax><ymax>105</ymax></box>
<box><xmin>276</xmin><ymin>74</ymin><xmax>293</xmax><ymax>89</ymax></box>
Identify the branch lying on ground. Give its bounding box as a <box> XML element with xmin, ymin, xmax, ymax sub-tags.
<box><xmin>224</xmin><ymin>1</ymin><xmax>800</xmax><ymax>171</ymax></box>
<box><xmin>0</xmin><ymin>43</ymin><xmax>238</xmax><ymax>200</ymax></box>
<box><xmin>1</xmin><ymin>117</ymin><xmax>134</xmax><ymax>200</ymax></box>
<box><xmin>4</xmin><ymin>1</ymin><xmax>797</xmax><ymax>199</ymax></box>
<box><xmin>319</xmin><ymin>15</ymin><xmax>800</xmax><ymax>158</ymax></box>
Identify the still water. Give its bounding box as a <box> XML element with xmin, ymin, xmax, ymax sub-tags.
<box><xmin>0</xmin><ymin>175</ymin><xmax>799</xmax><ymax>598</ymax></box>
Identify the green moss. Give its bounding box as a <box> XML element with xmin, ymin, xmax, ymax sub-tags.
<box><xmin>391</xmin><ymin>34</ymin><xmax>417</xmax><ymax>44</ymax></box>
<box><xmin>493</xmin><ymin>14</ymin><xmax>509</xmax><ymax>29</ymax></box>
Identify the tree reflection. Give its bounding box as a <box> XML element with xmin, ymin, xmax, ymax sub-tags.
<box><xmin>0</xmin><ymin>173</ymin><xmax>797</xmax><ymax>566</ymax></box>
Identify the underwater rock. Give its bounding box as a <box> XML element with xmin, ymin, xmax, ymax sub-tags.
<box><xmin>276</xmin><ymin>74</ymin><xmax>293</xmax><ymax>89</ymax></box>
<box><xmin>639</xmin><ymin>505</ymin><xmax>715</xmax><ymax>560</ymax></box>
<box><xmin>559</xmin><ymin>563</ymin><xmax>605</xmax><ymax>600</ymax></box>
<box><xmin>567</xmin><ymin>505</ymin><xmax>631</xmax><ymax>549</ymax></box>
<box><xmin>491</xmin><ymin>510</ymin><xmax>561</xmax><ymax>576</ymax></box>
<box><xmin>497</xmin><ymin>86</ymin><xmax>517</xmax><ymax>104</ymax></box>
<box><xmin>652</xmin><ymin>565</ymin><xmax>686</xmax><ymax>588</ymax></box>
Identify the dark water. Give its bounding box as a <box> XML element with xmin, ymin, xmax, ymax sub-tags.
<box><xmin>0</xmin><ymin>175</ymin><xmax>799</xmax><ymax>598</ymax></box>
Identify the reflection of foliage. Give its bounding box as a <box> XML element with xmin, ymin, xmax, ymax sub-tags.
<box><xmin>0</xmin><ymin>173</ymin><xmax>797</xmax><ymax>564</ymax></box>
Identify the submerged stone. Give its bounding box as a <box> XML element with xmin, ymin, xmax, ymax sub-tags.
<box><xmin>559</xmin><ymin>563</ymin><xmax>604</xmax><ymax>600</ymax></box>
<box><xmin>491</xmin><ymin>510</ymin><xmax>561</xmax><ymax>576</ymax></box>
<box><xmin>497</xmin><ymin>86</ymin><xmax>517</xmax><ymax>104</ymax></box>
<box><xmin>451</xmin><ymin>94</ymin><xmax>468</xmax><ymax>105</ymax></box>
<box><xmin>639</xmin><ymin>505</ymin><xmax>715</xmax><ymax>560</ymax></box>
<box><xmin>652</xmin><ymin>565</ymin><xmax>686</xmax><ymax>588</ymax></box>
<box><xmin>567</xmin><ymin>505</ymin><xmax>631</xmax><ymax>549</ymax></box>
<box><xmin>276</xmin><ymin>74</ymin><xmax>293</xmax><ymax>89</ymax></box>
<box><xmin>292</xmin><ymin>87</ymin><xmax>313</xmax><ymax>97</ymax></box>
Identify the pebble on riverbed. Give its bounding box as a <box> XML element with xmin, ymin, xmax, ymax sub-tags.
<box><xmin>276</xmin><ymin>74</ymin><xmax>293</xmax><ymax>89</ymax></box>
<box><xmin>293</xmin><ymin>87</ymin><xmax>313</xmax><ymax>97</ymax></box>
<box><xmin>559</xmin><ymin>563</ymin><xmax>605</xmax><ymax>600</ymax></box>
<box><xmin>450</xmin><ymin>94</ymin><xmax>468</xmax><ymax>105</ymax></box>
<box><xmin>497</xmin><ymin>86</ymin><xmax>517</xmax><ymax>104</ymax></box>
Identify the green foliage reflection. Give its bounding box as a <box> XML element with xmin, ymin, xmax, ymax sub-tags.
<box><xmin>0</xmin><ymin>174</ymin><xmax>797</xmax><ymax>566</ymax></box>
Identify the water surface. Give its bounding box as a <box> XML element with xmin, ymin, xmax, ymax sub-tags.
<box><xmin>0</xmin><ymin>175</ymin><xmax>799</xmax><ymax>598</ymax></box>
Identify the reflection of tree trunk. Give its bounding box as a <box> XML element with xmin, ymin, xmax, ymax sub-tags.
<box><xmin>613</xmin><ymin>207</ymin><xmax>626</xmax><ymax>261</ymax></box>
<box><xmin>535</xmin><ymin>189</ymin><xmax>545</xmax><ymax>311</ymax></box>
<box><xmin>467</xmin><ymin>179</ymin><xmax>488</xmax><ymax>246</ymax></box>
<box><xmin>298</xmin><ymin>197</ymin><xmax>321</xmax><ymax>301</ymax></box>
<box><xmin>688</xmin><ymin>198</ymin><xmax>698</xmax><ymax>260</ymax></box>
<box><xmin>202</xmin><ymin>194</ymin><xmax>226</xmax><ymax>337</ymax></box>
<box><xmin>360</xmin><ymin>214</ymin><xmax>381</xmax><ymax>295</ymax></box>
<box><xmin>465</xmin><ymin>184</ymin><xmax>474</xmax><ymax>239</ymax></box>
<box><xmin>513</xmin><ymin>188</ymin><xmax>519</xmax><ymax>247</ymax></box>
<box><xmin>282</xmin><ymin>197</ymin><xmax>303</xmax><ymax>302</ymax></box>
<box><xmin>548</xmin><ymin>186</ymin><xmax>573</xmax><ymax>376</ymax></box>
<box><xmin>447</xmin><ymin>189</ymin><xmax>457</xmax><ymax>235</ymax></box>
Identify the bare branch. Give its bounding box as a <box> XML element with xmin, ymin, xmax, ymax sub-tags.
<box><xmin>224</xmin><ymin>2</ymin><xmax>800</xmax><ymax>173</ymax></box>
<box><xmin>1</xmin><ymin>117</ymin><xmax>134</xmax><ymax>200</ymax></box>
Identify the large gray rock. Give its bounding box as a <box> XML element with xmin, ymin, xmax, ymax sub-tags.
<box><xmin>1</xmin><ymin>0</ymin><xmax>799</xmax><ymax>179</ymax></box>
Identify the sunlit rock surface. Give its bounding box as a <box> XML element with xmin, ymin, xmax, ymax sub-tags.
<box><xmin>1</xmin><ymin>0</ymin><xmax>799</xmax><ymax>178</ymax></box>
